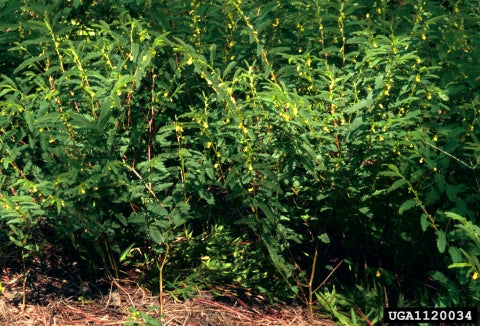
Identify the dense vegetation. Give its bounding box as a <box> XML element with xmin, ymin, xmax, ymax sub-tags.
<box><xmin>1</xmin><ymin>0</ymin><xmax>479</xmax><ymax>323</ymax></box>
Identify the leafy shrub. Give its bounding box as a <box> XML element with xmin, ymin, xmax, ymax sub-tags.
<box><xmin>1</xmin><ymin>0</ymin><xmax>479</xmax><ymax>323</ymax></box>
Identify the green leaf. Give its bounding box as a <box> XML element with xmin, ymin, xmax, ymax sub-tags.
<box><xmin>374</xmin><ymin>74</ymin><xmax>384</xmax><ymax>90</ymax></box>
<box><xmin>149</xmin><ymin>227</ymin><xmax>164</xmax><ymax>244</ymax></box>
<box><xmin>131</xmin><ymin>43</ymin><xmax>140</xmax><ymax>64</ymax></box>
<box><xmin>223</xmin><ymin>61</ymin><xmax>237</xmax><ymax>78</ymax></box>
<box><xmin>435</xmin><ymin>230</ymin><xmax>447</xmax><ymax>253</ymax></box>
<box><xmin>3</xmin><ymin>157</ymin><xmax>10</xmax><ymax>170</ymax></box>
<box><xmin>146</xmin><ymin>203</ymin><xmax>169</xmax><ymax>217</ymax></box>
<box><xmin>445</xmin><ymin>211</ymin><xmax>466</xmax><ymax>222</ymax></box>
<box><xmin>8</xmin><ymin>236</ymin><xmax>24</xmax><ymax>247</ymax></box>
<box><xmin>445</xmin><ymin>184</ymin><xmax>458</xmax><ymax>202</ymax></box>
<box><xmin>56</xmin><ymin>199</ymin><xmax>62</xmax><ymax>215</ymax></box>
<box><xmin>398</xmin><ymin>199</ymin><xmax>417</xmax><ymax>215</ymax></box>
<box><xmin>448</xmin><ymin>262</ymin><xmax>472</xmax><ymax>269</ymax></box>
<box><xmin>448</xmin><ymin>246</ymin><xmax>463</xmax><ymax>263</ymax></box>
<box><xmin>318</xmin><ymin>233</ymin><xmax>330</xmax><ymax>244</ymax></box>
<box><xmin>6</xmin><ymin>217</ymin><xmax>25</xmax><ymax>225</ymax></box>
<box><xmin>210</xmin><ymin>43</ymin><xmax>216</xmax><ymax>66</ymax></box>
<box><xmin>386</xmin><ymin>164</ymin><xmax>400</xmax><ymax>174</ymax></box>
<box><xmin>115</xmin><ymin>212</ymin><xmax>128</xmax><ymax>226</ymax></box>
<box><xmin>387</xmin><ymin>179</ymin><xmax>407</xmax><ymax>193</ymax></box>
<box><xmin>346</xmin><ymin>115</ymin><xmax>365</xmax><ymax>141</ymax></box>
<box><xmin>430</xmin><ymin>271</ymin><xmax>448</xmax><ymax>284</ymax></box>
<box><xmin>378</xmin><ymin>171</ymin><xmax>399</xmax><ymax>177</ymax></box>
<box><xmin>420</xmin><ymin>213</ymin><xmax>430</xmax><ymax>232</ymax></box>
<box><xmin>13</xmin><ymin>53</ymin><xmax>48</xmax><ymax>74</ymax></box>
<box><xmin>434</xmin><ymin>174</ymin><xmax>446</xmax><ymax>192</ymax></box>
<box><xmin>345</xmin><ymin>94</ymin><xmax>373</xmax><ymax>114</ymax></box>
<box><xmin>438</xmin><ymin>91</ymin><xmax>449</xmax><ymax>101</ymax></box>
<box><xmin>359</xmin><ymin>207</ymin><xmax>373</xmax><ymax>218</ymax></box>
<box><xmin>256</xmin><ymin>202</ymin><xmax>275</xmax><ymax>222</ymax></box>
<box><xmin>119</xmin><ymin>243</ymin><xmax>135</xmax><ymax>262</ymax></box>
<box><xmin>224</xmin><ymin>164</ymin><xmax>243</xmax><ymax>189</ymax></box>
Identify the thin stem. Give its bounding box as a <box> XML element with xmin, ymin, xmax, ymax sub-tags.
<box><xmin>158</xmin><ymin>243</ymin><xmax>170</xmax><ymax>319</ymax></box>
<box><xmin>308</xmin><ymin>247</ymin><xmax>318</xmax><ymax>325</ymax></box>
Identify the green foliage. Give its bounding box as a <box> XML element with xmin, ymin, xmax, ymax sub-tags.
<box><xmin>126</xmin><ymin>306</ymin><xmax>162</xmax><ymax>326</ymax></box>
<box><xmin>1</xmin><ymin>0</ymin><xmax>479</xmax><ymax>323</ymax></box>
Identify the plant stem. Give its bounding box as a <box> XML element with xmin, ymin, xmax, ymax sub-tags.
<box><xmin>308</xmin><ymin>247</ymin><xmax>318</xmax><ymax>325</ymax></box>
<box><xmin>158</xmin><ymin>243</ymin><xmax>170</xmax><ymax>319</ymax></box>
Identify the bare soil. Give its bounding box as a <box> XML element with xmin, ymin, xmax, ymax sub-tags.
<box><xmin>0</xmin><ymin>251</ymin><xmax>337</xmax><ymax>326</ymax></box>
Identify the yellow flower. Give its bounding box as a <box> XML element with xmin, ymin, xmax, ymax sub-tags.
<box><xmin>473</xmin><ymin>272</ymin><xmax>478</xmax><ymax>280</ymax></box>
<box><xmin>376</xmin><ymin>270</ymin><xmax>381</xmax><ymax>277</ymax></box>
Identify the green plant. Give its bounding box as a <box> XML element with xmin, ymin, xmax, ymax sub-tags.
<box><xmin>1</xmin><ymin>0</ymin><xmax>479</xmax><ymax>323</ymax></box>
<box><xmin>126</xmin><ymin>306</ymin><xmax>162</xmax><ymax>326</ymax></box>
<box><xmin>429</xmin><ymin>211</ymin><xmax>480</xmax><ymax>306</ymax></box>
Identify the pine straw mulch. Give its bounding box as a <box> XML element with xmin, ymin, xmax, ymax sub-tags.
<box><xmin>0</xmin><ymin>262</ymin><xmax>338</xmax><ymax>326</ymax></box>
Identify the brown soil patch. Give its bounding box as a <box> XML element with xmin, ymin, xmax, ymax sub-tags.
<box><xmin>0</xmin><ymin>262</ymin><xmax>337</xmax><ymax>326</ymax></box>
